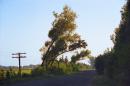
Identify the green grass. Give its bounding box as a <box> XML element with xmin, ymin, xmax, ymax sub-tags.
<box><xmin>13</xmin><ymin>69</ymin><xmax>32</xmax><ymax>74</ymax></box>
<box><xmin>0</xmin><ymin>68</ymin><xmax>32</xmax><ymax>74</ymax></box>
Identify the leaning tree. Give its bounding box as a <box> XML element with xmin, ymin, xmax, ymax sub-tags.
<box><xmin>40</xmin><ymin>6</ymin><xmax>89</xmax><ymax>68</ymax></box>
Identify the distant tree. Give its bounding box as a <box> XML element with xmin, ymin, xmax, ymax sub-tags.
<box><xmin>59</xmin><ymin>56</ymin><xmax>68</xmax><ymax>64</ymax></box>
<box><xmin>89</xmin><ymin>56</ymin><xmax>95</xmax><ymax>68</ymax></box>
<box><xmin>64</xmin><ymin>57</ymin><xmax>69</xmax><ymax>64</ymax></box>
<box><xmin>40</xmin><ymin>6</ymin><xmax>87</xmax><ymax>69</ymax></box>
<box><xmin>59</xmin><ymin>55</ymin><xmax>64</xmax><ymax>63</ymax></box>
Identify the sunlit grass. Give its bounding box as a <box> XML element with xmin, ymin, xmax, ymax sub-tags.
<box><xmin>13</xmin><ymin>69</ymin><xmax>32</xmax><ymax>74</ymax></box>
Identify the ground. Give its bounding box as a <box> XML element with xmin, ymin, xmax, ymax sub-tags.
<box><xmin>10</xmin><ymin>70</ymin><xmax>96</xmax><ymax>86</ymax></box>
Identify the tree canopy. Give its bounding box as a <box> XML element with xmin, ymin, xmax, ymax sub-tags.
<box><xmin>40</xmin><ymin>6</ymin><xmax>89</xmax><ymax>68</ymax></box>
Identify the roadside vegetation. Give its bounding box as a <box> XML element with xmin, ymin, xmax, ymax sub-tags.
<box><xmin>0</xmin><ymin>62</ymin><xmax>93</xmax><ymax>86</ymax></box>
<box><xmin>94</xmin><ymin>1</ymin><xmax>130</xmax><ymax>86</ymax></box>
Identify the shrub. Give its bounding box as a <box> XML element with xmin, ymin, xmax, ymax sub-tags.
<box><xmin>6</xmin><ymin>68</ymin><xmax>16</xmax><ymax>79</ymax></box>
<box><xmin>95</xmin><ymin>56</ymin><xmax>105</xmax><ymax>75</ymax></box>
<box><xmin>31</xmin><ymin>66</ymin><xmax>46</xmax><ymax>76</ymax></box>
<box><xmin>0</xmin><ymin>69</ymin><xmax>5</xmax><ymax>80</ymax></box>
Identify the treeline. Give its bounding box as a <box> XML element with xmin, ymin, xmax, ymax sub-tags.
<box><xmin>0</xmin><ymin>65</ymin><xmax>38</xmax><ymax>69</ymax></box>
<box><xmin>95</xmin><ymin>0</ymin><xmax>130</xmax><ymax>86</ymax></box>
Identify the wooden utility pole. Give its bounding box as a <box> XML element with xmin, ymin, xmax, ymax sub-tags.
<box><xmin>12</xmin><ymin>53</ymin><xmax>26</xmax><ymax>76</ymax></box>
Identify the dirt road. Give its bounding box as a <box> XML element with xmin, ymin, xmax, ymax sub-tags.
<box><xmin>10</xmin><ymin>70</ymin><xmax>96</xmax><ymax>86</ymax></box>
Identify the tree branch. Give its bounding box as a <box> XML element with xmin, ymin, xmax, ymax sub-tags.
<box><xmin>42</xmin><ymin>40</ymin><xmax>55</xmax><ymax>65</ymax></box>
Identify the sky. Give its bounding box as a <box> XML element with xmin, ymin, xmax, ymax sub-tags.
<box><xmin>0</xmin><ymin>0</ymin><xmax>125</xmax><ymax>66</ymax></box>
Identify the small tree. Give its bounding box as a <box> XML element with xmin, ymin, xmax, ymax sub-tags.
<box><xmin>40</xmin><ymin>6</ymin><xmax>87</xmax><ymax>69</ymax></box>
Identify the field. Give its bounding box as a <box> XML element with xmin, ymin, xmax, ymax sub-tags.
<box><xmin>0</xmin><ymin>68</ymin><xmax>32</xmax><ymax>79</ymax></box>
<box><xmin>13</xmin><ymin>69</ymin><xmax>32</xmax><ymax>74</ymax></box>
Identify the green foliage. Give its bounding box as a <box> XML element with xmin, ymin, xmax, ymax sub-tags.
<box><xmin>49</xmin><ymin>62</ymin><xmax>73</xmax><ymax>74</ymax></box>
<box><xmin>31</xmin><ymin>61</ymin><xmax>90</xmax><ymax>76</ymax></box>
<box><xmin>71</xmin><ymin>50</ymin><xmax>90</xmax><ymax>63</ymax></box>
<box><xmin>0</xmin><ymin>69</ymin><xmax>5</xmax><ymax>80</ymax></box>
<box><xmin>95</xmin><ymin>55</ymin><xmax>105</xmax><ymax>75</ymax></box>
<box><xmin>95</xmin><ymin>1</ymin><xmax>130</xmax><ymax>86</ymax></box>
<box><xmin>0</xmin><ymin>63</ymin><xmax>91</xmax><ymax>86</ymax></box>
<box><xmin>31</xmin><ymin>66</ymin><xmax>46</xmax><ymax>76</ymax></box>
<box><xmin>95</xmin><ymin>49</ymin><xmax>115</xmax><ymax>78</ymax></box>
<box><xmin>40</xmin><ymin>5</ymin><xmax>88</xmax><ymax>68</ymax></box>
<box><xmin>6</xmin><ymin>68</ymin><xmax>16</xmax><ymax>79</ymax></box>
<box><xmin>112</xmin><ymin>1</ymin><xmax>130</xmax><ymax>85</ymax></box>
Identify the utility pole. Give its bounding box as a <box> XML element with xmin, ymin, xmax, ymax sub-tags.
<box><xmin>12</xmin><ymin>52</ymin><xmax>26</xmax><ymax>76</ymax></box>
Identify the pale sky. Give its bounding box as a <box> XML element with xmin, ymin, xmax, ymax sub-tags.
<box><xmin>0</xmin><ymin>0</ymin><xmax>125</xmax><ymax>66</ymax></box>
